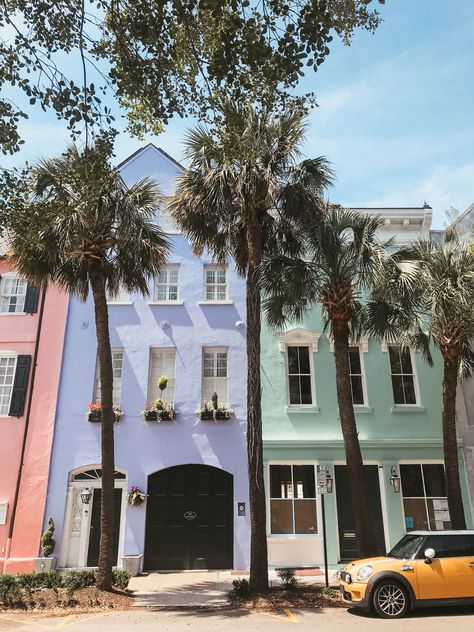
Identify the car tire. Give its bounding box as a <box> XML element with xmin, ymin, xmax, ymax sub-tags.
<box><xmin>372</xmin><ymin>579</ymin><xmax>410</xmax><ymax>619</ymax></box>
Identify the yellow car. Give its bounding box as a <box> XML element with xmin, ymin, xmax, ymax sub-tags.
<box><xmin>338</xmin><ymin>530</ymin><xmax>474</xmax><ymax>618</ymax></box>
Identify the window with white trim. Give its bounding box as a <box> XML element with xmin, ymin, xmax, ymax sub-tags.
<box><xmin>388</xmin><ymin>345</ymin><xmax>417</xmax><ymax>405</ymax></box>
<box><xmin>202</xmin><ymin>347</ymin><xmax>228</xmax><ymax>404</ymax></box>
<box><xmin>204</xmin><ymin>265</ymin><xmax>227</xmax><ymax>301</ymax></box>
<box><xmin>0</xmin><ymin>277</ymin><xmax>27</xmax><ymax>313</ymax></box>
<box><xmin>106</xmin><ymin>286</ymin><xmax>131</xmax><ymax>303</ymax></box>
<box><xmin>400</xmin><ymin>464</ymin><xmax>451</xmax><ymax>531</ymax></box>
<box><xmin>349</xmin><ymin>345</ymin><xmax>366</xmax><ymax>406</ymax></box>
<box><xmin>147</xmin><ymin>349</ymin><xmax>176</xmax><ymax>404</ymax></box>
<box><xmin>287</xmin><ymin>346</ymin><xmax>313</xmax><ymax>405</ymax></box>
<box><xmin>94</xmin><ymin>349</ymin><xmax>124</xmax><ymax>408</ymax></box>
<box><xmin>0</xmin><ymin>354</ymin><xmax>17</xmax><ymax>414</ymax></box>
<box><xmin>154</xmin><ymin>265</ymin><xmax>180</xmax><ymax>301</ymax></box>
<box><xmin>269</xmin><ymin>464</ymin><xmax>318</xmax><ymax>534</ymax></box>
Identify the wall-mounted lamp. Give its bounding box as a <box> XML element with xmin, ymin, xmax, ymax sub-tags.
<box><xmin>80</xmin><ymin>488</ymin><xmax>92</xmax><ymax>504</ymax></box>
<box><xmin>325</xmin><ymin>470</ymin><xmax>334</xmax><ymax>494</ymax></box>
<box><xmin>390</xmin><ymin>466</ymin><xmax>401</xmax><ymax>493</ymax></box>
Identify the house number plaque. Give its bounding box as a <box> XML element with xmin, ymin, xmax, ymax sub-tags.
<box><xmin>184</xmin><ymin>511</ymin><xmax>197</xmax><ymax>520</ymax></box>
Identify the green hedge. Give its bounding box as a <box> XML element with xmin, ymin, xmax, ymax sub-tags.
<box><xmin>0</xmin><ymin>569</ymin><xmax>131</xmax><ymax>608</ymax></box>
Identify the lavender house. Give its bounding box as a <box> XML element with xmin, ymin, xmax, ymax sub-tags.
<box><xmin>44</xmin><ymin>145</ymin><xmax>250</xmax><ymax>571</ymax></box>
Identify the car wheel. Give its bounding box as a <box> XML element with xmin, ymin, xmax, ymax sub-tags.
<box><xmin>372</xmin><ymin>580</ymin><xmax>410</xmax><ymax>619</ymax></box>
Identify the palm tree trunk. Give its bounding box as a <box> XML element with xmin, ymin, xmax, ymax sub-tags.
<box><xmin>90</xmin><ymin>266</ymin><xmax>115</xmax><ymax>591</ymax></box>
<box><xmin>442</xmin><ymin>353</ymin><xmax>466</xmax><ymax>529</ymax></box>
<box><xmin>332</xmin><ymin>319</ymin><xmax>377</xmax><ymax>558</ymax></box>
<box><xmin>247</xmin><ymin>225</ymin><xmax>268</xmax><ymax>591</ymax></box>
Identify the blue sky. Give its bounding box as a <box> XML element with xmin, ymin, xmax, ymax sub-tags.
<box><xmin>3</xmin><ymin>0</ymin><xmax>474</xmax><ymax>228</ymax></box>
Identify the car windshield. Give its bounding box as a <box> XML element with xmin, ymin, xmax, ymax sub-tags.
<box><xmin>388</xmin><ymin>534</ymin><xmax>425</xmax><ymax>559</ymax></box>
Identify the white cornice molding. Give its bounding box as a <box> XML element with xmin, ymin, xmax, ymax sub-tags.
<box><xmin>277</xmin><ymin>327</ymin><xmax>321</xmax><ymax>352</ymax></box>
<box><xmin>327</xmin><ymin>335</ymin><xmax>369</xmax><ymax>353</ymax></box>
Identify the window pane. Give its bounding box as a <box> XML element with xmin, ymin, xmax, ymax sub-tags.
<box><xmin>299</xmin><ymin>376</ymin><xmax>312</xmax><ymax>404</ymax></box>
<box><xmin>403</xmin><ymin>498</ymin><xmax>428</xmax><ymax>530</ymax></box>
<box><xmin>270</xmin><ymin>465</ymin><xmax>292</xmax><ymax>498</ymax></box>
<box><xmin>270</xmin><ymin>500</ymin><xmax>293</xmax><ymax>534</ymax></box>
<box><xmin>400</xmin><ymin>464</ymin><xmax>424</xmax><ymax>496</ymax></box>
<box><xmin>348</xmin><ymin>347</ymin><xmax>361</xmax><ymax>374</ymax></box>
<box><xmin>288</xmin><ymin>376</ymin><xmax>301</xmax><ymax>404</ymax></box>
<box><xmin>351</xmin><ymin>375</ymin><xmax>364</xmax><ymax>405</ymax></box>
<box><xmin>287</xmin><ymin>347</ymin><xmax>299</xmax><ymax>374</ymax></box>
<box><xmin>293</xmin><ymin>465</ymin><xmax>315</xmax><ymax>498</ymax></box>
<box><xmin>294</xmin><ymin>500</ymin><xmax>317</xmax><ymax>534</ymax></box>
<box><xmin>391</xmin><ymin>375</ymin><xmax>405</xmax><ymax>404</ymax></box>
<box><xmin>389</xmin><ymin>346</ymin><xmax>401</xmax><ymax>373</ymax></box>
<box><xmin>402</xmin><ymin>376</ymin><xmax>416</xmax><ymax>404</ymax></box>
<box><xmin>424</xmin><ymin>535</ymin><xmax>471</xmax><ymax>558</ymax></box>
<box><xmin>426</xmin><ymin>498</ymin><xmax>451</xmax><ymax>531</ymax></box>
<box><xmin>298</xmin><ymin>347</ymin><xmax>310</xmax><ymax>374</ymax></box>
<box><xmin>423</xmin><ymin>464</ymin><xmax>446</xmax><ymax>497</ymax></box>
<box><xmin>400</xmin><ymin>347</ymin><xmax>413</xmax><ymax>374</ymax></box>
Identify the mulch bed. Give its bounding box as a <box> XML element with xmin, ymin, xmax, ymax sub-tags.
<box><xmin>0</xmin><ymin>587</ymin><xmax>133</xmax><ymax>615</ymax></box>
<box><xmin>229</xmin><ymin>585</ymin><xmax>345</xmax><ymax>611</ymax></box>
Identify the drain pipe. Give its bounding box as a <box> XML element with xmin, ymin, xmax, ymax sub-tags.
<box><xmin>4</xmin><ymin>284</ymin><xmax>47</xmax><ymax>567</ymax></box>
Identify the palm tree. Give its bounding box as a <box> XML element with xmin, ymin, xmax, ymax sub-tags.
<box><xmin>260</xmin><ymin>206</ymin><xmax>401</xmax><ymax>559</ymax></box>
<box><xmin>168</xmin><ymin>104</ymin><xmax>333</xmax><ymax>590</ymax></box>
<box><xmin>366</xmin><ymin>228</ymin><xmax>474</xmax><ymax>529</ymax></box>
<box><xmin>7</xmin><ymin>141</ymin><xmax>170</xmax><ymax>589</ymax></box>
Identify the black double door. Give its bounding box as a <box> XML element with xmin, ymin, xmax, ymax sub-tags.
<box><xmin>335</xmin><ymin>465</ymin><xmax>386</xmax><ymax>562</ymax></box>
<box><xmin>144</xmin><ymin>465</ymin><xmax>233</xmax><ymax>570</ymax></box>
<box><xmin>87</xmin><ymin>488</ymin><xmax>123</xmax><ymax>567</ymax></box>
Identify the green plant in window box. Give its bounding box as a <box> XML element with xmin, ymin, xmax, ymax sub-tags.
<box><xmin>141</xmin><ymin>375</ymin><xmax>176</xmax><ymax>421</ymax></box>
<box><xmin>199</xmin><ymin>392</ymin><xmax>233</xmax><ymax>421</ymax></box>
<box><xmin>85</xmin><ymin>402</ymin><xmax>123</xmax><ymax>422</ymax></box>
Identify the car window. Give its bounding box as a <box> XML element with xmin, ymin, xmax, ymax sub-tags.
<box><xmin>389</xmin><ymin>534</ymin><xmax>426</xmax><ymax>559</ymax></box>
<box><xmin>422</xmin><ymin>534</ymin><xmax>474</xmax><ymax>558</ymax></box>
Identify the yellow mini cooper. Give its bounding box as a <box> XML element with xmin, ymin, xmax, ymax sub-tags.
<box><xmin>338</xmin><ymin>530</ymin><xmax>474</xmax><ymax>618</ymax></box>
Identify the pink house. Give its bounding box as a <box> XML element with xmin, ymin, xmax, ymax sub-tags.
<box><xmin>0</xmin><ymin>240</ymin><xmax>68</xmax><ymax>572</ymax></box>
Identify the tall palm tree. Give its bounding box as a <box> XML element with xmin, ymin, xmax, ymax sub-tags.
<box><xmin>7</xmin><ymin>141</ymin><xmax>170</xmax><ymax>589</ymax></box>
<box><xmin>366</xmin><ymin>228</ymin><xmax>474</xmax><ymax>529</ymax></box>
<box><xmin>168</xmin><ymin>104</ymin><xmax>333</xmax><ymax>590</ymax></box>
<box><xmin>260</xmin><ymin>206</ymin><xmax>402</xmax><ymax>559</ymax></box>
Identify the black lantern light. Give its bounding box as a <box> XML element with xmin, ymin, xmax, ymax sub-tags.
<box><xmin>326</xmin><ymin>471</ymin><xmax>334</xmax><ymax>494</ymax></box>
<box><xmin>80</xmin><ymin>488</ymin><xmax>92</xmax><ymax>504</ymax></box>
<box><xmin>390</xmin><ymin>466</ymin><xmax>401</xmax><ymax>493</ymax></box>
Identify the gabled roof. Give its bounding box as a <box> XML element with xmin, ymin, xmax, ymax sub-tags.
<box><xmin>116</xmin><ymin>143</ymin><xmax>184</xmax><ymax>172</ymax></box>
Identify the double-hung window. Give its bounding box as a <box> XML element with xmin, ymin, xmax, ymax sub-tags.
<box><xmin>0</xmin><ymin>354</ymin><xmax>17</xmax><ymax>415</ymax></box>
<box><xmin>94</xmin><ymin>349</ymin><xmax>124</xmax><ymax>408</ymax></box>
<box><xmin>388</xmin><ymin>345</ymin><xmax>417</xmax><ymax>405</ymax></box>
<box><xmin>349</xmin><ymin>345</ymin><xmax>366</xmax><ymax>406</ymax></box>
<box><xmin>269</xmin><ymin>464</ymin><xmax>318</xmax><ymax>534</ymax></box>
<box><xmin>202</xmin><ymin>347</ymin><xmax>228</xmax><ymax>404</ymax></box>
<box><xmin>148</xmin><ymin>349</ymin><xmax>176</xmax><ymax>404</ymax></box>
<box><xmin>204</xmin><ymin>265</ymin><xmax>227</xmax><ymax>301</ymax></box>
<box><xmin>400</xmin><ymin>464</ymin><xmax>450</xmax><ymax>531</ymax></box>
<box><xmin>287</xmin><ymin>346</ymin><xmax>312</xmax><ymax>405</ymax></box>
<box><xmin>154</xmin><ymin>265</ymin><xmax>180</xmax><ymax>301</ymax></box>
<box><xmin>0</xmin><ymin>277</ymin><xmax>27</xmax><ymax>313</ymax></box>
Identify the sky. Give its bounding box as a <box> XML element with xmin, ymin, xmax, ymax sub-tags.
<box><xmin>3</xmin><ymin>0</ymin><xmax>474</xmax><ymax>229</ymax></box>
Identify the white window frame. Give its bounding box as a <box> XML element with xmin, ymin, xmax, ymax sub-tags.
<box><xmin>266</xmin><ymin>461</ymin><xmax>320</xmax><ymax>538</ymax></box>
<box><xmin>147</xmin><ymin>348</ymin><xmax>177</xmax><ymax>405</ymax></box>
<box><xmin>201</xmin><ymin>347</ymin><xmax>229</xmax><ymax>405</ymax></box>
<box><xmin>106</xmin><ymin>286</ymin><xmax>132</xmax><ymax>305</ymax></box>
<box><xmin>348</xmin><ymin>344</ymin><xmax>368</xmax><ymax>407</ymax></box>
<box><xmin>93</xmin><ymin>349</ymin><xmax>124</xmax><ymax>408</ymax></box>
<box><xmin>399</xmin><ymin>461</ymin><xmax>450</xmax><ymax>532</ymax></box>
<box><xmin>0</xmin><ymin>273</ymin><xmax>28</xmax><ymax>314</ymax></box>
<box><xmin>387</xmin><ymin>344</ymin><xmax>420</xmax><ymax>406</ymax></box>
<box><xmin>285</xmin><ymin>344</ymin><xmax>315</xmax><ymax>408</ymax></box>
<box><xmin>152</xmin><ymin>264</ymin><xmax>181</xmax><ymax>303</ymax></box>
<box><xmin>203</xmin><ymin>264</ymin><xmax>228</xmax><ymax>302</ymax></box>
<box><xmin>0</xmin><ymin>351</ymin><xmax>18</xmax><ymax>416</ymax></box>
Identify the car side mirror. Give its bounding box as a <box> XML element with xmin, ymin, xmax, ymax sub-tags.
<box><xmin>424</xmin><ymin>548</ymin><xmax>436</xmax><ymax>564</ymax></box>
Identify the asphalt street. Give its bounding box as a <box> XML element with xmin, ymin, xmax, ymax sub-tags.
<box><xmin>1</xmin><ymin>606</ymin><xmax>474</xmax><ymax>632</ymax></box>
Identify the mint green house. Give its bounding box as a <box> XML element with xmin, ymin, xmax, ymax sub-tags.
<box><xmin>261</xmin><ymin>205</ymin><xmax>474</xmax><ymax>567</ymax></box>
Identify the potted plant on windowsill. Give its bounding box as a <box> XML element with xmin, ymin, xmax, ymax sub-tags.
<box><xmin>199</xmin><ymin>392</ymin><xmax>233</xmax><ymax>421</ymax></box>
<box><xmin>141</xmin><ymin>375</ymin><xmax>176</xmax><ymax>422</ymax></box>
<box><xmin>34</xmin><ymin>517</ymin><xmax>57</xmax><ymax>571</ymax></box>
<box><xmin>86</xmin><ymin>402</ymin><xmax>123</xmax><ymax>422</ymax></box>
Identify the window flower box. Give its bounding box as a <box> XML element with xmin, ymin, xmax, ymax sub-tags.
<box><xmin>86</xmin><ymin>402</ymin><xmax>123</xmax><ymax>423</ymax></box>
<box><xmin>141</xmin><ymin>398</ymin><xmax>175</xmax><ymax>422</ymax></box>
<box><xmin>198</xmin><ymin>394</ymin><xmax>233</xmax><ymax>421</ymax></box>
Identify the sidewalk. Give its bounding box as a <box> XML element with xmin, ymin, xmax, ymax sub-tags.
<box><xmin>129</xmin><ymin>569</ymin><xmax>340</xmax><ymax>608</ymax></box>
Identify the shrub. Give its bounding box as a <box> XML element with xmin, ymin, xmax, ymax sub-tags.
<box><xmin>229</xmin><ymin>578</ymin><xmax>251</xmax><ymax>599</ymax></box>
<box><xmin>41</xmin><ymin>517</ymin><xmax>56</xmax><ymax>557</ymax></box>
<box><xmin>277</xmin><ymin>568</ymin><xmax>298</xmax><ymax>590</ymax></box>
<box><xmin>112</xmin><ymin>570</ymin><xmax>131</xmax><ymax>590</ymax></box>
<box><xmin>0</xmin><ymin>575</ymin><xmax>22</xmax><ymax>607</ymax></box>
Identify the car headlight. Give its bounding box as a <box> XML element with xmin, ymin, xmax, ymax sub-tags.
<box><xmin>356</xmin><ymin>565</ymin><xmax>373</xmax><ymax>581</ymax></box>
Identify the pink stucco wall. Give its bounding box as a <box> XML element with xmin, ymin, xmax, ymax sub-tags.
<box><xmin>0</xmin><ymin>260</ymin><xmax>68</xmax><ymax>573</ymax></box>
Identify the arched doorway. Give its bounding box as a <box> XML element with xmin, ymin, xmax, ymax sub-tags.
<box><xmin>144</xmin><ymin>465</ymin><xmax>233</xmax><ymax>570</ymax></box>
<box><xmin>61</xmin><ymin>467</ymin><xmax>127</xmax><ymax>568</ymax></box>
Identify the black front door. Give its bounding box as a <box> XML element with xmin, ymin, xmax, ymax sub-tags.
<box><xmin>144</xmin><ymin>465</ymin><xmax>233</xmax><ymax>570</ymax></box>
<box><xmin>87</xmin><ymin>488</ymin><xmax>123</xmax><ymax>567</ymax></box>
<box><xmin>335</xmin><ymin>465</ymin><xmax>386</xmax><ymax>562</ymax></box>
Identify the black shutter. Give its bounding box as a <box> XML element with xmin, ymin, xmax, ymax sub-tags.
<box><xmin>8</xmin><ymin>355</ymin><xmax>32</xmax><ymax>417</ymax></box>
<box><xmin>24</xmin><ymin>285</ymin><xmax>39</xmax><ymax>313</ymax></box>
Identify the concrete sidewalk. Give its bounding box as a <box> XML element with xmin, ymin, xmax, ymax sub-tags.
<box><xmin>129</xmin><ymin>569</ymin><xmax>340</xmax><ymax>608</ymax></box>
